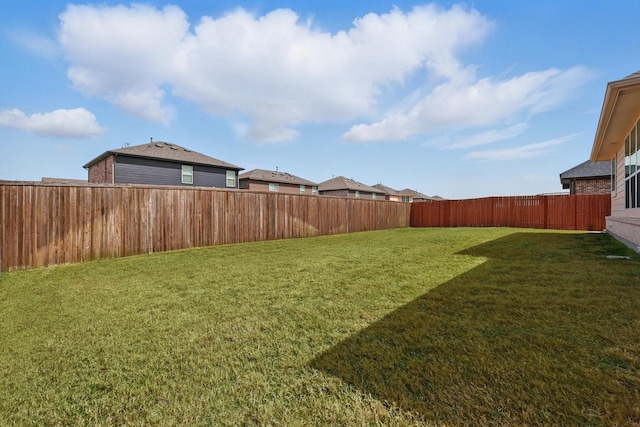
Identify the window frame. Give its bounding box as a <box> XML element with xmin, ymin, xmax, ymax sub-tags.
<box><xmin>624</xmin><ymin>118</ymin><xmax>639</xmax><ymax>209</ymax></box>
<box><xmin>299</xmin><ymin>185</ymin><xmax>305</xmax><ymax>194</ymax></box>
<box><xmin>181</xmin><ymin>165</ymin><xmax>194</xmax><ymax>184</ymax></box>
<box><xmin>611</xmin><ymin>158</ymin><xmax>616</xmax><ymax>193</ymax></box>
<box><xmin>269</xmin><ymin>183</ymin><xmax>279</xmax><ymax>192</ymax></box>
<box><xmin>226</xmin><ymin>170</ymin><xmax>236</xmax><ymax>188</ymax></box>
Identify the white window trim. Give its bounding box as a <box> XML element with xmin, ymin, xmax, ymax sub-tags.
<box><xmin>269</xmin><ymin>183</ymin><xmax>279</xmax><ymax>192</ymax></box>
<box><xmin>300</xmin><ymin>185</ymin><xmax>305</xmax><ymax>194</ymax></box>
<box><xmin>181</xmin><ymin>165</ymin><xmax>194</xmax><ymax>184</ymax></box>
<box><xmin>624</xmin><ymin>119</ymin><xmax>639</xmax><ymax>209</ymax></box>
<box><xmin>226</xmin><ymin>170</ymin><xmax>236</xmax><ymax>188</ymax></box>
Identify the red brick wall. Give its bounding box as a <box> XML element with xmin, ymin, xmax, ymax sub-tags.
<box><xmin>88</xmin><ymin>155</ymin><xmax>114</xmax><ymax>183</ymax></box>
<box><xmin>573</xmin><ymin>178</ymin><xmax>611</xmax><ymax>195</ymax></box>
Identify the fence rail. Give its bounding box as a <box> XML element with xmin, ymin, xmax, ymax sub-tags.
<box><xmin>1</xmin><ymin>183</ymin><xmax>410</xmax><ymax>271</ymax></box>
<box><xmin>410</xmin><ymin>194</ymin><xmax>611</xmax><ymax>230</ymax></box>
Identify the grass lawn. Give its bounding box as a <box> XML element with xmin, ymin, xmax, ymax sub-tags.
<box><xmin>1</xmin><ymin>228</ymin><xmax>639</xmax><ymax>426</ymax></box>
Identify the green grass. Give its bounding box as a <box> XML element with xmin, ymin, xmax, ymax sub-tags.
<box><xmin>1</xmin><ymin>228</ymin><xmax>638</xmax><ymax>426</ymax></box>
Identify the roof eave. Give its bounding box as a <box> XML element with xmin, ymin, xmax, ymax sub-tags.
<box><xmin>591</xmin><ymin>74</ymin><xmax>640</xmax><ymax>161</ymax></box>
<box><xmin>86</xmin><ymin>151</ymin><xmax>243</xmax><ymax>171</ymax></box>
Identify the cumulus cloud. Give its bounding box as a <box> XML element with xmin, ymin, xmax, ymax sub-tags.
<box><xmin>0</xmin><ymin>108</ymin><xmax>105</xmax><ymax>138</ymax></box>
<box><xmin>464</xmin><ymin>134</ymin><xmax>578</xmax><ymax>161</ymax></box>
<box><xmin>57</xmin><ymin>3</ymin><xmax>490</xmax><ymax>141</ymax></box>
<box><xmin>56</xmin><ymin>3</ymin><xmax>588</xmax><ymax>144</ymax></box>
<box><xmin>59</xmin><ymin>3</ymin><xmax>187</xmax><ymax>123</ymax></box>
<box><xmin>342</xmin><ymin>67</ymin><xmax>590</xmax><ymax>142</ymax></box>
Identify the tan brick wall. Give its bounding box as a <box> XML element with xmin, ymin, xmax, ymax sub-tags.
<box><xmin>88</xmin><ymin>155</ymin><xmax>114</xmax><ymax>183</ymax></box>
<box><xmin>573</xmin><ymin>178</ymin><xmax>611</xmax><ymax>195</ymax></box>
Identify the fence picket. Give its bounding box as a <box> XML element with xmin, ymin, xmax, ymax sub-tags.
<box><xmin>1</xmin><ymin>183</ymin><xmax>411</xmax><ymax>271</ymax></box>
<box><xmin>410</xmin><ymin>195</ymin><xmax>609</xmax><ymax>231</ymax></box>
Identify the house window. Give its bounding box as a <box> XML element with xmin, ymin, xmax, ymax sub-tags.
<box><xmin>402</xmin><ymin>196</ymin><xmax>410</xmax><ymax>203</ymax></box>
<box><xmin>355</xmin><ymin>191</ymin><xmax>360</xmax><ymax>198</ymax></box>
<box><xmin>312</xmin><ymin>186</ymin><xmax>318</xmax><ymax>195</ymax></box>
<box><xmin>300</xmin><ymin>185</ymin><xmax>305</xmax><ymax>194</ymax></box>
<box><xmin>182</xmin><ymin>165</ymin><xmax>193</xmax><ymax>184</ymax></box>
<box><xmin>624</xmin><ymin>118</ymin><xmax>639</xmax><ymax>209</ymax></box>
<box><xmin>226</xmin><ymin>170</ymin><xmax>236</xmax><ymax>188</ymax></box>
<box><xmin>269</xmin><ymin>183</ymin><xmax>279</xmax><ymax>191</ymax></box>
<box><xmin>611</xmin><ymin>158</ymin><xmax>616</xmax><ymax>192</ymax></box>
<box><xmin>372</xmin><ymin>193</ymin><xmax>376</xmax><ymax>200</ymax></box>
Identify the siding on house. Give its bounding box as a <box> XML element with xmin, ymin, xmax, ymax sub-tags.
<box><xmin>85</xmin><ymin>141</ymin><xmax>242</xmax><ymax>188</ymax></box>
<box><xmin>590</xmin><ymin>71</ymin><xmax>640</xmax><ymax>250</ymax></box>
<box><xmin>612</xmin><ymin>147</ymin><xmax>629</xmax><ymax>216</ymax></box>
<box><xmin>114</xmin><ymin>156</ymin><xmax>232</xmax><ymax>187</ymax></box>
<box><xmin>239</xmin><ymin>169</ymin><xmax>318</xmax><ymax>195</ymax></box>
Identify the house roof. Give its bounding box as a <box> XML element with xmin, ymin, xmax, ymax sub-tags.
<box><xmin>397</xmin><ymin>188</ymin><xmax>431</xmax><ymax>199</ymax></box>
<box><xmin>239</xmin><ymin>169</ymin><xmax>317</xmax><ymax>186</ymax></box>
<box><xmin>318</xmin><ymin>176</ymin><xmax>385</xmax><ymax>194</ymax></box>
<box><xmin>560</xmin><ymin>160</ymin><xmax>610</xmax><ymax>189</ymax></box>
<box><xmin>372</xmin><ymin>183</ymin><xmax>399</xmax><ymax>195</ymax></box>
<box><xmin>560</xmin><ymin>160</ymin><xmax>610</xmax><ymax>184</ymax></box>
<box><xmin>591</xmin><ymin>71</ymin><xmax>640</xmax><ymax>161</ymax></box>
<box><xmin>83</xmin><ymin>141</ymin><xmax>243</xmax><ymax>170</ymax></box>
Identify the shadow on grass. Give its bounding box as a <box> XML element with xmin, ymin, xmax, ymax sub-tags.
<box><xmin>309</xmin><ymin>232</ymin><xmax>640</xmax><ymax>425</ymax></box>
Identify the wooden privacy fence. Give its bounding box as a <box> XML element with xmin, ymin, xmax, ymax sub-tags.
<box><xmin>0</xmin><ymin>183</ymin><xmax>410</xmax><ymax>271</ymax></box>
<box><xmin>410</xmin><ymin>194</ymin><xmax>611</xmax><ymax>230</ymax></box>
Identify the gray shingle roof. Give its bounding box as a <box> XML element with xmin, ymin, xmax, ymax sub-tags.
<box><xmin>83</xmin><ymin>141</ymin><xmax>243</xmax><ymax>170</ymax></box>
<box><xmin>372</xmin><ymin>183</ymin><xmax>399</xmax><ymax>195</ymax></box>
<box><xmin>239</xmin><ymin>169</ymin><xmax>317</xmax><ymax>186</ymax></box>
<box><xmin>397</xmin><ymin>188</ymin><xmax>430</xmax><ymax>199</ymax></box>
<box><xmin>319</xmin><ymin>176</ymin><xmax>385</xmax><ymax>194</ymax></box>
<box><xmin>560</xmin><ymin>160</ymin><xmax>610</xmax><ymax>180</ymax></box>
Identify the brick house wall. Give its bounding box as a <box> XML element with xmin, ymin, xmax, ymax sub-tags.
<box><xmin>88</xmin><ymin>155</ymin><xmax>114</xmax><ymax>184</ymax></box>
<box><xmin>320</xmin><ymin>189</ymin><xmax>350</xmax><ymax>198</ymax></box>
<box><xmin>572</xmin><ymin>178</ymin><xmax>611</xmax><ymax>195</ymax></box>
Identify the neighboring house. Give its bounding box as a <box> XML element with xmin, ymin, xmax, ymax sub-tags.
<box><xmin>559</xmin><ymin>160</ymin><xmax>612</xmax><ymax>194</ymax></box>
<box><xmin>397</xmin><ymin>188</ymin><xmax>431</xmax><ymax>202</ymax></box>
<box><xmin>318</xmin><ymin>176</ymin><xmax>386</xmax><ymax>199</ymax></box>
<box><xmin>372</xmin><ymin>183</ymin><xmax>401</xmax><ymax>201</ymax></box>
<box><xmin>239</xmin><ymin>169</ymin><xmax>318</xmax><ymax>195</ymax></box>
<box><xmin>41</xmin><ymin>177</ymin><xmax>89</xmax><ymax>185</ymax></box>
<box><xmin>372</xmin><ymin>183</ymin><xmax>433</xmax><ymax>202</ymax></box>
<box><xmin>590</xmin><ymin>71</ymin><xmax>640</xmax><ymax>251</ymax></box>
<box><xmin>84</xmin><ymin>141</ymin><xmax>243</xmax><ymax>188</ymax></box>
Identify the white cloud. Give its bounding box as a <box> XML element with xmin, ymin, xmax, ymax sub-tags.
<box><xmin>464</xmin><ymin>134</ymin><xmax>578</xmax><ymax>161</ymax></box>
<box><xmin>57</xmin><ymin>4</ymin><xmax>490</xmax><ymax>142</ymax></box>
<box><xmin>6</xmin><ymin>30</ymin><xmax>60</xmax><ymax>59</ymax></box>
<box><xmin>59</xmin><ymin>4</ymin><xmax>188</xmax><ymax>124</ymax></box>
<box><xmin>446</xmin><ymin>123</ymin><xmax>529</xmax><ymax>149</ymax></box>
<box><xmin>56</xmin><ymin>4</ymin><xmax>589</xmax><ymax>144</ymax></box>
<box><xmin>0</xmin><ymin>108</ymin><xmax>105</xmax><ymax>138</ymax></box>
<box><xmin>343</xmin><ymin>67</ymin><xmax>590</xmax><ymax>142</ymax></box>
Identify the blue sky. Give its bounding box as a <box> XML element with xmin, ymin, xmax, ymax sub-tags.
<box><xmin>0</xmin><ymin>0</ymin><xmax>638</xmax><ymax>198</ymax></box>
